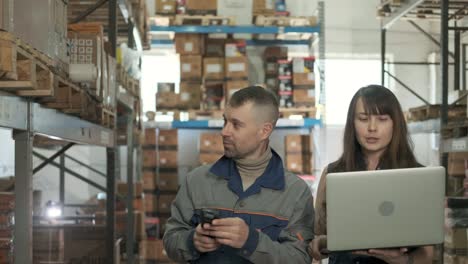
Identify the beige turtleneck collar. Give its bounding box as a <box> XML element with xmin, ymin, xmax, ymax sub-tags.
<box><xmin>234</xmin><ymin>147</ymin><xmax>272</xmax><ymax>191</ymax></box>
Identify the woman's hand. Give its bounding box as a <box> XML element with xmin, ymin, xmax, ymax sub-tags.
<box><xmin>308</xmin><ymin>235</ymin><xmax>329</xmax><ymax>260</ymax></box>
<box><xmin>353</xmin><ymin>248</ymin><xmax>410</xmax><ymax>264</ymax></box>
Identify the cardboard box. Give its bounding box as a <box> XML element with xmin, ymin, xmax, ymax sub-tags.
<box><xmin>225</xmin><ymin>56</ymin><xmax>249</xmax><ymax>79</ymax></box>
<box><xmin>199</xmin><ymin>133</ymin><xmax>224</xmax><ymax>153</ymax></box>
<box><xmin>158</xmin><ymin>129</ymin><xmax>178</xmax><ymax>147</ymax></box>
<box><xmin>143</xmin><ymin>150</ymin><xmax>157</xmax><ymax>167</ymax></box>
<box><xmin>225</xmin><ymin>80</ymin><xmax>249</xmax><ymax>102</ymax></box>
<box><xmin>286</xmin><ymin>153</ymin><xmax>313</xmax><ymax>174</ymax></box>
<box><xmin>144</xmin><ymin>128</ymin><xmax>156</xmax><ymax>145</ymax></box>
<box><xmin>144</xmin><ymin>193</ymin><xmax>156</xmax><ymax>213</ymax></box>
<box><xmin>217</xmin><ymin>0</ymin><xmax>252</xmax><ymax>25</ymax></box>
<box><xmin>179</xmin><ymin>82</ymin><xmax>202</xmax><ymax>109</ymax></box>
<box><xmin>0</xmin><ymin>192</ymin><xmax>13</xmax><ymax>212</ymax></box>
<box><xmin>140</xmin><ymin>240</ymin><xmax>171</xmax><ymax>261</ymax></box>
<box><xmin>225</xmin><ymin>41</ymin><xmax>247</xmax><ymax>57</ymax></box>
<box><xmin>253</xmin><ymin>0</ymin><xmax>275</xmax><ymax>15</ymax></box>
<box><xmin>175</xmin><ymin>34</ymin><xmax>204</xmax><ymax>55</ymax></box>
<box><xmin>143</xmin><ymin>171</ymin><xmax>156</xmax><ymax>190</ymax></box>
<box><xmin>443</xmin><ymin>254</ymin><xmax>468</xmax><ymax>264</ymax></box>
<box><xmin>158</xmin><ymin>194</ymin><xmax>177</xmax><ymax>213</ymax></box>
<box><xmin>158</xmin><ymin>172</ymin><xmax>179</xmax><ymax>191</ymax></box>
<box><xmin>265</xmin><ymin>62</ymin><xmax>279</xmax><ymax>75</ymax></box>
<box><xmin>180</xmin><ymin>55</ymin><xmax>202</xmax><ymax>80</ymax></box>
<box><xmin>293</xmin><ymin>72</ymin><xmax>315</xmax><ymax>86</ymax></box>
<box><xmin>155</xmin><ymin>0</ymin><xmax>177</xmax><ymax>14</ymax></box>
<box><xmin>134</xmin><ymin>197</ymin><xmax>145</xmax><ymax>211</ymax></box>
<box><xmin>445</xmin><ymin>227</ymin><xmax>467</xmax><ymax>250</ymax></box>
<box><xmin>199</xmin><ymin>153</ymin><xmax>223</xmax><ymax>165</ymax></box>
<box><xmin>292</xmin><ymin>57</ymin><xmax>315</xmax><ymax>73</ymax></box>
<box><xmin>185</xmin><ymin>0</ymin><xmax>217</xmax><ymax>15</ymax></box>
<box><xmin>285</xmin><ymin>135</ymin><xmax>312</xmax><ymax>153</ymax></box>
<box><xmin>159</xmin><ymin>150</ymin><xmax>178</xmax><ymax>168</ymax></box>
<box><xmin>203</xmin><ymin>81</ymin><xmax>225</xmax><ymax>110</ymax></box>
<box><xmin>156</xmin><ymin>91</ymin><xmax>179</xmax><ymax>108</ymax></box>
<box><xmin>205</xmin><ymin>38</ymin><xmax>225</xmax><ymax>57</ymax></box>
<box><xmin>157</xmin><ymin>82</ymin><xmax>175</xmax><ymax>93</ymax></box>
<box><xmin>0</xmin><ymin>177</ymin><xmax>14</xmax><ymax>192</ymax></box>
<box><xmin>117</xmin><ymin>181</ymin><xmax>144</xmax><ymax>197</ymax></box>
<box><xmin>447</xmin><ymin>176</ymin><xmax>465</xmax><ymax>197</ymax></box>
<box><xmin>293</xmin><ymin>88</ymin><xmax>315</xmax><ymax>106</ymax></box>
<box><xmin>203</xmin><ymin>57</ymin><xmax>225</xmax><ymax>80</ymax></box>
<box><xmin>448</xmin><ymin>152</ymin><xmax>468</xmax><ymax>176</ymax></box>
<box><xmin>95</xmin><ymin>211</ymin><xmax>146</xmax><ymax>240</ymax></box>
<box><xmin>264</xmin><ymin>46</ymin><xmax>288</xmax><ymax>61</ymax></box>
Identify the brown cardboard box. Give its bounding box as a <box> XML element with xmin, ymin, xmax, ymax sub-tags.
<box><xmin>286</xmin><ymin>153</ymin><xmax>313</xmax><ymax>174</ymax></box>
<box><xmin>95</xmin><ymin>211</ymin><xmax>146</xmax><ymax>240</ymax></box>
<box><xmin>445</xmin><ymin>228</ymin><xmax>467</xmax><ymax>250</ymax></box>
<box><xmin>293</xmin><ymin>88</ymin><xmax>315</xmax><ymax>105</ymax></box>
<box><xmin>447</xmin><ymin>176</ymin><xmax>465</xmax><ymax>197</ymax></box>
<box><xmin>203</xmin><ymin>81</ymin><xmax>225</xmax><ymax>110</ymax></box>
<box><xmin>143</xmin><ymin>171</ymin><xmax>156</xmax><ymax>190</ymax></box>
<box><xmin>253</xmin><ymin>0</ymin><xmax>275</xmax><ymax>15</ymax></box>
<box><xmin>155</xmin><ymin>0</ymin><xmax>177</xmax><ymax>14</ymax></box>
<box><xmin>144</xmin><ymin>193</ymin><xmax>156</xmax><ymax>213</ymax></box>
<box><xmin>180</xmin><ymin>55</ymin><xmax>203</xmax><ymax>80</ymax></box>
<box><xmin>156</xmin><ymin>91</ymin><xmax>179</xmax><ymax>108</ymax></box>
<box><xmin>144</xmin><ymin>128</ymin><xmax>156</xmax><ymax>145</ymax></box>
<box><xmin>448</xmin><ymin>152</ymin><xmax>468</xmax><ymax>176</ymax></box>
<box><xmin>158</xmin><ymin>172</ymin><xmax>179</xmax><ymax>191</ymax></box>
<box><xmin>159</xmin><ymin>150</ymin><xmax>178</xmax><ymax>168</ymax></box>
<box><xmin>293</xmin><ymin>72</ymin><xmax>315</xmax><ymax>86</ymax></box>
<box><xmin>117</xmin><ymin>181</ymin><xmax>144</xmax><ymax>197</ymax></box>
<box><xmin>285</xmin><ymin>135</ymin><xmax>311</xmax><ymax>153</ymax></box>
<box><xmin>443</xmin><ymin>254</ymin><xmax>468</xmax><ymax>264</ymax></box>
<box><xmin>0</xmin><ymin>192</ymin><xmax>13</xmax><ymax>212</ymax></box>
<box><xmin>199</xmin><ymin>133</ymin><xmax>224</xmax><ymax>153</ymax></box>
<box><xmin>140</xmin><ymin>240</ymin><xmax>171</xmax><ymax>261</ymax></box>
<box><xmin>225</xmin><ymin>56</ymin><xmax>249</xmax><ymax>79</ymax></box>
<box><xmin>0</xmin><ymin>177</ymin><xmax>14</xmax><ymax>192</ymax></box>
<box><xmin>225</xmin><ymin>80</ymin><xmax>249</xmax><ymax>102</ymax></box>
<box><xmin>203</xmin><ymin>57</ymin><xmax>225</xmax><ymax>80</ymax></box>
<box><xmin>179</xmin><ymin>82</ymin><xmax>201</xmax><ymax>109</ymax></box>
<box><xmin>264</xmin><ymin>46</ymin><xmax>288</xmax><ymax>61</ymax></box>
<box><xmin>134</xmin><ymin>197</ymin><xmax>145</xmax><ymax>211</ymax></box>
<box><xmin>175</xmin><ymin>34</ymin><xmax>204</xmax><ymax>55</ymax></box>
<box><xmin>158</xmin><ymin>129</ymin><xmax>178</xmax><ymax>147</ymax></box>
<box><xmin>199</xmin><ymin>153</ymin><xmax>223</xmax><ymax>165</ymax></box>
<box><xmin>186</xmin><ymin>0</ymin><xmax>217</xmax><ymax>15</ymax></box>
<box><xmin>143</xmin><ymin>150</ymin><xmax>157</xmax><ymax>167</ymax></box>
<box><xmin>158</xmin><ymin>194</ymin><xmax>177</xmax><ymax>213</ymax></box>
<box><xmin>205</xmin><ymin>38</ymin><xmax>225</xmax><ymax>57</ymax></box>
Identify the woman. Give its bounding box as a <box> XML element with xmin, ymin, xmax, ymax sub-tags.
<box><xmin>309</xmin><ymin>85</ymin><xmax>434</xmax><ymax>264</ymax></box>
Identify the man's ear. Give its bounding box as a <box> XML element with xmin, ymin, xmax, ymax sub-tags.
<box><xmin>259</xmin><ymin>122</ymin><xmax>274</xmax><ymax>140</ymax></box>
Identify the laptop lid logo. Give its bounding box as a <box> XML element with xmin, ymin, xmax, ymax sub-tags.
<box><xmin>379</xmin><ymin>201</ymin><xmax>395</xmax><ymax>216</ymax></box>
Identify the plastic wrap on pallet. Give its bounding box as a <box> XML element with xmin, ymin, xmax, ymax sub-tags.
<box><xmin>446</xmin><ymin>208</ymin><xmax>468</xmax><ymax>228</ymax></box>
<box><xmin>107</xmin><ymin>55</ymin><xmax>117</xmax><ymax>109</ymax></box>
<box><xmin>119</xmin><ymin>43</ymin><xmax>142</xmax><ymax>80</ymax></box>
<box><xmin>69</xmin><ymin>64</ymin><xmax>97</xmax><ymax>82</ymax></box>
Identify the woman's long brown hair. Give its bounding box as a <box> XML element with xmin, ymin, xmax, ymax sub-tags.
<box><xmin>330</xmin><ymin>85</ymin><xmax>419</xmax><ymax>172</ymax></box>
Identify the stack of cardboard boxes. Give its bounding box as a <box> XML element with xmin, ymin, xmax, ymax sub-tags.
<box><xmin>447</xmin><ymin>153</ymin><xmax>468</xmax><ymax>197</ymax></box>
<box><xmin>284</xmin><ymin>134</ymin><xmax>313</xmax><ymax>174</ymax></box>
<box><xmin>199</xmin><ymin>133</ymin><xmax>224</xmax><ymax>165</ymax></box>
<box><xmin>0</xmin><ymin>192</ymin><xmax>13</xmax><ymax>264</ymax></box>
<box><xmin>292</xmin><ymin>57</ymin><xmax>315</xmax><ymax>107</ymax></box>
<box><xmin>444</xmin><ymin>197</ymin><xmax>468</xmax><ymax>264</ymax></box>
<box><xmin>224</xmin><ymin>40</ymin><xmax>250</xmax><ymax>104</ymax></box>
<box><xmin>141</xmin><ymin>128</ymin><xmax>178</xmax><ymax>262</ymax></box>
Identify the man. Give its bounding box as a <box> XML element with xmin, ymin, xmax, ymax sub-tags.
<box><xmin>163</xmin><ymin>86</ymin><xmax>314</xmax><ymax>263</ymax></box>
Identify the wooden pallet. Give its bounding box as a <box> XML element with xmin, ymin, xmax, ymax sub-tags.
<box><xmin>409</xmin><ymin>104</ymin><xmax>466</xmax><ymax>121</ymax></box>
<box><xmin>279</xmin><ymin>107</ymin><xmax>316</xmax><ymax>118</ymax></box>
<box><xmin>254</xmin><ymin>15</ymin><xmax>317</xmax><ymax>26</ymax></box>
<box><xmin>98</xmin><ymin>107</ymin><xmax>116</xmax><ymax>129</ymax></box>
<box><xmin>39</xmin><ymin>76</ymin><xmax>84</xmax><ymax>110</ymax></box>
<box><xmin>0</xmin><ymin>32</ymin><xmax>55</xmax><ymax>96</ymax></box>
<box><xmin>174</xmin><ymin>15</ymin><xmax>235</xmax><ymax>26</ymax></box>
<box><xmin>441</xmin><ymin>119</ymin><xmax>468</xmax><ymax>139</ymax></box>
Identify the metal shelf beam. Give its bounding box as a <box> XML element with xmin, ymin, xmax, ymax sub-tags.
<box><xmin>150</xmin><ymin>25</ymin><xmax>320</xmax><ymax>34</ymax></box>
<box><xmin>151</xmin><ymin>39</ymin><xmax>311</xmax><ymax>46</ymax></box>
<box><xmin>33</xmin><ymin>103</ymin><xmax>115</xmax><ymax>147</ymax></box>
<box><xmin>144</xmin><ymin>118</ymin><xmax>321</xmax><ymax>129</ymax></box>
<box><xmin>0</xmin><ymin>93</ymin><xmax>28</xmax><ymax>130</ymax></box>
<box><xmin>381</xmin><ymin>0</ymin><xmax>425</xmax><ymax>29</ymax></box>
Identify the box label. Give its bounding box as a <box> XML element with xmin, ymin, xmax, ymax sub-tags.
<box><xmin>163</xmin><ymin>4</ymin><xmax>172</xmax><ymax>10</ymax></box>
<box><xmin>293</xmin><ymin>59</ymin><xmax>305</xmax><ymax>73</ymax></box>
<box><xmin>207</xmin><ymin>64</ymin><xmax>222</xmax><ymax>73</ymax></box>
<box><xmin>182</xmin><ymin>63</ymin><xmax>191</xmax><ymax>72</ymax></box>
<box><xmin>228</xmin><ymin>63</ymin><xmax>245</xmax><ymax>72</ymax></box>
<box><xmin>184</xmin><ymin>43</ymin><xmax>193</xmax><ymax>52</ymax></box>
<box><xmin>308</xmin><ymin>73</ymin><xmax>315</xmax><ymax>81</ymax></box>
<box><xmin>180</xmin><ymin>92</ymin><xmax>190</xmax><ymax>101</ymax></box>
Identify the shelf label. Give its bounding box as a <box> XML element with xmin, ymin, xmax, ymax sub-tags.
<box><xmin>451</xmin><ymin>139</ymin><xmax>466</xmax><ymax>151</ymax></box>
<box><xmin>101</xmin><ymin>130</ymin><xmax>110</xmax><ymax>145</ymax></box>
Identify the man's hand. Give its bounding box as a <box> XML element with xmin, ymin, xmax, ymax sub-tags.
<box><xmin>206</xmin><ymin>217</ymin><xmax>250</xmax><ymax>249</ymax></box>
<box><xmin>353</xmin><ymin>248</ymin><xmax>409</xmax><ymax>264</ymax></box>
<box><xmin>193</xmin><ymin>224</ymin><xmax>220</xmax><ymax>253</ymax></box>
<box><xmin>308</xmin><ymin>235</ymin><xmax>329</xmax><ymax>260</ymax></box>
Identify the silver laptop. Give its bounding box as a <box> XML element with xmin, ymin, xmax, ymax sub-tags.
<box><xmin>326</xmin><ymin>166</ymin><xmax>445</xmax><ymax>251</ymax></box>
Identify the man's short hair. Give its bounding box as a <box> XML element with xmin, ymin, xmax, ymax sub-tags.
<box><xmin>229</xmin><ymin>86</ymin><xmax>279</xmax><ymax>125</ymax></box>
